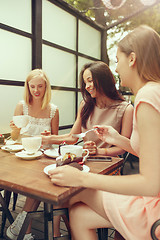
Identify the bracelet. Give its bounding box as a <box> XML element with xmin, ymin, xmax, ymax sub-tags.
<box><xmin>104</xmin><ymin>148</ymin><xmax>108</xmax><ymax>155</ymax></box>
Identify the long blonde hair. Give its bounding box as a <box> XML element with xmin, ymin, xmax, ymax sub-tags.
<box><xmin>24</xmin><ymin>69</ymin><xmax>51</xmax><ymax>109</ymax></box>
<box><xmin>118</xmin><ymin>25</ymin><xmax>160</xmax><ymax>83</ymax></box>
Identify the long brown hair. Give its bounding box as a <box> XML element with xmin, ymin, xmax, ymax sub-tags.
<box><xmin>80</xmin><ymin>61</ymin><xmax>124</xmax><ymax>128</ymax></box>
<box><xmin>118</xmin><ymin>25</ymin><xmax>160</xmax><ymax>83</ymax></box>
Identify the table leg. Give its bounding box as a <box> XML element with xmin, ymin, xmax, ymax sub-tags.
<box><xmin>44</xmin><ymin>204</ymin><xmax>71</xmax><ymax>240</ymax></box>
<box><xmin>44</xmin><ymin>203</ymin><xmax>54</xmax><ymax>240</ymax></box>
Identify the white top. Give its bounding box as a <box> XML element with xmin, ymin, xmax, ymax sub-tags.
<box><xmin>20</xmin><ymin>100</ymin><xmax>57</xmax><ymax>136</ymax></box>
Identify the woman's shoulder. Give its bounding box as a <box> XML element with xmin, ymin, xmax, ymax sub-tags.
<box><xmin>135</xmin><ymin>82</ymin><xmax>160</xmax><ymax>113</ymax></box>
<box><xmin>136</xmin><ymin>82</ymin><xmax>160</xmax><ymax>104</ymax></box>
<box><xmin>50</xmin><ymin>103</ymin><xmax>59</xmax><ymax>118</ymax></box>
<box><xmin>77</xmin><ymin>100</ymin><xmax>85</xmax><ymax>111</ymax></box>
<box><xmin>119</xmin><ymin>100</ymin><xmax>130</xmax><ymax>107</ymax></box>
<box><xmin>115</xmin><ymin>100</ymin><xmax>133</xmax><ymax>118</ymax></box>
<box><xmin>14</xmin><ymin>100</ymin><xmax>26</xmax><ymax>114</ymax></box>
<box><xmin>18</xmin><ymin>100</ymin><xmax>28</xmax><ymax>108</ymax></box>
<box><xmin>115</xmin><ymin>100</ymin><xmax>132</xmax><ymax>111</ymax></box>
<box><xmin>75</xmin><ymin>100</ymin><xmax>85</xmax><ymax>117</ymax></box>
<box><xmin>80</xmin><ymin>100</ymin><xmax>85</xmax><ymax>107</ymax></box>
<box><xmin>18</xmin><ymin>100</ymin><xmax>24</xmax><ymax>106</ymax></box>
<box><xmin>50</xmin><ymin>103</ymin><xmax>58</xmax><ymax>110</ymax></box>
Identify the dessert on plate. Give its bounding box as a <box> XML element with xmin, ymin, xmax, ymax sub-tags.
<box><xmin>56</xmin><ymin>153</ymin><xmax>83</xmax><ymax>171</ymax></box>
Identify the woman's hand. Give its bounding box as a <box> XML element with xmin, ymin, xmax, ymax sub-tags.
<box><xmin>10</xmin><ymin>120</ymin><xmax>20</xmax><ymax>131</ymax></box>
<box><xmin>94</xmin><ymin>125</ymin><xmax>119</xmax><ymax>145</ymax></box>
<box><xmin>83</xmin><ymin>141</ymin><xmax>97</xmax><ymax>155</ymax></box>
<box><xmin>41</xmin><ymin>130</ymin><xmax>51</xmax><ymax>136</ymax></box>
<box><xmin>48</xmin><ymin>165</ymin><xmax>83</xmax><ymax>187</ymax></box>
<box><xmin>41</xmin><ymin>135</ymin><xmax>50</xmax><ymax>145</ymax></box>
<box><xmin>10</xmin><ymin>120</ymin><xmax>21</xmax><ymax>140</ymax></box>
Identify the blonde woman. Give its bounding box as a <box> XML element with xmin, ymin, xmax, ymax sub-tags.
<box><xmin>7</xmin><ymin>69</ymin><xmax>59</xmax><ymax>240</ymax></box>
<box><xmin>10</xmin><ymin>69</ymin><xmax>59</xmax><ymax>140</ymax></box>
<box><xmin>48</xmin><ymin>25</ymin><xmax>160</xmax><ymax>240</ymax></box>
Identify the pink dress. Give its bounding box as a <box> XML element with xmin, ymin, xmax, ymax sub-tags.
<box><xmin>102</xmin><ymin>82</ymin><xmax>160</xmax><ymax>240</ymax></box>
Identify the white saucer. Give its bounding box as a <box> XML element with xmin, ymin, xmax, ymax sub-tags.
<box><xmin>15</xmin><ymin>150</ymin><xmax>42</xmax><ymax>160</ymax></box>
<box><xmin>44</xmin><ymin>148</ymin><xmax>59</xmax><ymax>158</ymax></box>
<box><xmin>1</xmin><ymin>144</ymin><xmax>24</xmax><ymax>152</ymax></box>
<box><xmin>44</xmin><ymin>163</ymin><xmax>90</xmax><ymax>175</ymax></box>
<box><xmin>5</xmin><ymin>139</ymin><xmax>17</xmax><ymax>145</ymax></box>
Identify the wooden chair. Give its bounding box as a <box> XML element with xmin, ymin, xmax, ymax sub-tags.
<box><xmin>12</xmin><ymin>192</ymin><xmax>18</xmax><ymax>211</ymax></box>
<box><xmin>120</xmin><ymin>152</ymin><xmax>139</xmax><ymax>175</ymax></box>
<box><xmin>97</xmin><ymin>228</ymin><xmax>124</xmax><ymax>240</ymax></box>
<box><xmin>114</xmin><ymin>231</ymin><xmax>125</xmax><ymax>240</ymax></box>
<box><xmin>0</xmin><ymin>190</ymin><xmax>14</xmax><ymax>237</ymax></box>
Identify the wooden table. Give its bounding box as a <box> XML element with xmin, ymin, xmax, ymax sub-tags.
<box><xmin>0</xmin><ymin>149</ymin><xmax>123</xmax><ymax>239</ymax></box>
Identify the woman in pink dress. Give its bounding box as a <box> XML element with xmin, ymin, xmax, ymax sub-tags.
<box><xmin>48</xmin><ymin>25</ymin><xmax>160</xmax><ymax>240</ymax></box>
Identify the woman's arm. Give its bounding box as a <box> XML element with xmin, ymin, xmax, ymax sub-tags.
<box><xmin>49</xmin><ymin>102</ymin><xmax>160</xmax><ymax>197</ymax></box>
<box><xmin>51</xmin><ymin>108</ymin><xmax>59</xmax><ymax>135</ymax></box>
<box><xmin>94</xmin><ymin>125</ymin><xmax>137</xmax><ymax>156</ymax></box>
<box><xmin>10</xmin><ymin>103</ymin><xmax>23</xmax><ymax>140</ymax></box>
<box><xmin>42</xmin><ymin>101</ymin><xmax>84</xmax><ymax>145</ymax></box>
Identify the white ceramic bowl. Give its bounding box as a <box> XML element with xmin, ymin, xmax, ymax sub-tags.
<box><xmin>22</xmin><ymin>136</ymin><xmax>42</xmax><ymax>154</ymax></box>
<box><xmin>13</xmin><ymin>115</ymin><xmax>29</xmax><ymax>128</ymax></box>
<box><xmin>60</xmin><ymin>145</ymin><xmax>89</xmax><ymax>162</ymax></box>
<box><xmin>60</xmin><ymin>145</ymin><xmax>84</xmax><ymax>157</ymax></box>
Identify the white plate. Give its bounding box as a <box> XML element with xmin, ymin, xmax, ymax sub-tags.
<box><xmin>15</xmin><ymin>150</ymin><xmax>42</xmax><ymax>160</ymax></box>
<box><xmin>1</xmin><ymin>144</ymin><xmax>24</xmax><ymax>152</ymax></box>
<box><xmin>44</xmin><ymin>163</ymin><xmax>90</xmax><ymax>175</ymax></box>
<box><xmin>44</xmin><ymin>148</ymin><xmax>59</xmax><ymax>158</ymax></box>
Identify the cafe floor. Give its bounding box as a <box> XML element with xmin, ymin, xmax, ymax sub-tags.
<box><xmin>0</xmin><ymin>158</ymin><xmax>139</xmax><ymax>240</ymax></box>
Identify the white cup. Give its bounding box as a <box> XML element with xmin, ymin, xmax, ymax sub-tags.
<box><xmin>13</xmin><ymin>115</ymin><xmax>29</xmax><ymax>128</ymax></box>
<box><xmin>22</xmin><ymin>136</ymin><xmax>42</xmax><ymax>154</ymax></box>
<box><xmin>60</xmin><ymin>145</ymin><xmax>89</xmax><ymax>162</ymax></box>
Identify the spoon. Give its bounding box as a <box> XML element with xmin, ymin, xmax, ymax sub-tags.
<box><xmin>72</xmin><ymin>128</ymin><xmax>96</xmax><ymax>139</ymax></box>
<box><xmin>74</xmin><ymin>140</ymin><xmax>83</xmax><ymax>145</ymax></box>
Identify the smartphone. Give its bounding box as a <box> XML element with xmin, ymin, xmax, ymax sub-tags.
<box><xmin>87</xmin><ymin>156</ymin><xmax>112</xmax><ymax>162</ymax></box>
